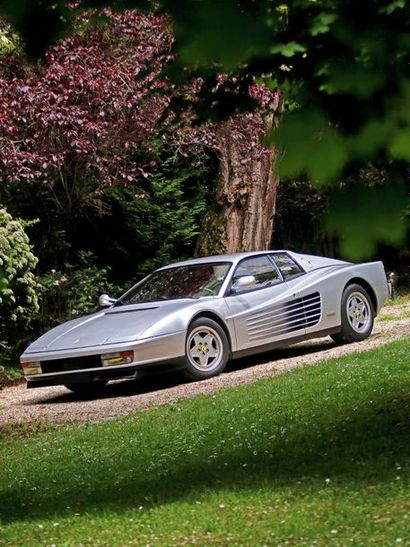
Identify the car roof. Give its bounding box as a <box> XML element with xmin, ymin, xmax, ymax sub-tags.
<box><xmin>157</xmin><ymin>250</ymin><xmax>350</xmax><ymax>272</ymax></box>
<box><xmin>158</xmin><ymin>250</ymin><xmax>290</xmax><ymax>270</ymax></box>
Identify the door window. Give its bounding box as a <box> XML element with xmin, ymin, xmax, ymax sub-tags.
<box><xmin>272</xmin><ymin>253</ymin><xmax>304</xmax><ymax>279</ymax></box>
<box><xmin>231</xmin><ymin>256</ymin><xmax>281</xmax><ymax>294</ymax></box>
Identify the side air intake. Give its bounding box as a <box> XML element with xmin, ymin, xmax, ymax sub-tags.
<box><xmin>246</xmin><ymin>292</ymin><xmax>321</xmax><ymax>342</ymax></box>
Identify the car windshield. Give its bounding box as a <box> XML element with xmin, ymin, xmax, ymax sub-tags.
<box><xmin>117</xmin><ymin>262</ymin><xmax>232</xmax><ymax>305</ymax></box>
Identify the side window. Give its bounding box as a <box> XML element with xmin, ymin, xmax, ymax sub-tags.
<box><xmin>231</xmin><ymin>256</ymin><xmax>280</xmax><ymax>294</ymax></box>
<box><xmin>273</xmin><ymin>253</ymin><xmax>304</xmax><ymax>279</ymax></box>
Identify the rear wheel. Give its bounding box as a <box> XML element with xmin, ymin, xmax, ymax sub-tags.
<box><xmin>184</xmin><ymin>318</ymin><xmax>230</xmax><ymax>380</ymax></box>
<box><xmin>64</xmin><ymin>380</ymin><xmax>108</xmax><ymax>396</ymax></box>
<box><xmin>331</xmin><ymin>284</ymin><xmax>374</xmax><ymax>344</ymax></box>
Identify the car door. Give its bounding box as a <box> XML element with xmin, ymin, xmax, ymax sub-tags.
<box><xmin>224</xmin><ymin>255</ymin><xmax>306</xmax><ymax>353</ymax></box>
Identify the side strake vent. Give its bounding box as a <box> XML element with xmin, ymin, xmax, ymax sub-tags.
<box><xmin>246</xmin><ymin>292</ymin><xmax>321</xmax><ymax>342</ymax></box>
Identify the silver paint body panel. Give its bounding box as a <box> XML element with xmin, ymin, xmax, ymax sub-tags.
<box><xmin>21</xmin><ymin>251</ymin><xmax>389</xmax><ymax>387</ymax></box>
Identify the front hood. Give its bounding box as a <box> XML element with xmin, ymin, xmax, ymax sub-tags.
<box><xmin>24</xmin><ymin>299</ymin><xmax>195</xmax><ymax>354</ymax></box>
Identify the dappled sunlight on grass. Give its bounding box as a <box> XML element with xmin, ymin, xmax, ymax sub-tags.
<box><xmin>0</xmin><ymin>338</ymin><xmax>409</xmax><ymax>544</ymax></box>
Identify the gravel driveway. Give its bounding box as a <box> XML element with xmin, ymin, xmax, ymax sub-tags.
<box><xmin>1</xmin><ymin>315</ymin><xmax>409</xmax><ymax>428</ymax></box>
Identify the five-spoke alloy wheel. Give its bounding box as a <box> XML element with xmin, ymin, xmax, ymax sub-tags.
<box><xmin>184</xmin><ymin>318</ymin><xmax>230</xmax><ymax>380</ymax></box>
<box><xmin>331</xmin><ymin>283</ymin><xmax>374</xmax><ymax>344</ymax></box>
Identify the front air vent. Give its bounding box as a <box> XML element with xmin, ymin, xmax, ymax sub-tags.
<box><xmin>247</xmin><ymin>292</ymin><xmax>321</xmax><ymax>341</ymax></box>
<box><xmin>41</xmin><ymin>355</ymin><xmax>102</xmax><ymax>374</ymax></box>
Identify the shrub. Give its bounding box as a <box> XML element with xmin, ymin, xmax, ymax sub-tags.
<box><xmin>36</xmin><ymin>251</ymin><xmax>123</xmax><ymax>332</ymax></box>
<box><xmin>0</xmin><ymin>207</ymin><xmax>38</xmax><ymax>364</ymax></box>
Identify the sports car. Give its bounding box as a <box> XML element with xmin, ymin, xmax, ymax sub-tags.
<box><xmin>21</xmin><ymin>250</ymin><xmax>389</xmax><ymax>393</ymax></box>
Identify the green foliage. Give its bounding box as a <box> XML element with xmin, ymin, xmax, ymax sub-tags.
<box><xmin>0</xmin><ymin>207</ymin><xmax>38</xmax><ymax>358</ymax></box>
<box><xmin>168</xmin><ymin>0</ymin><xmax>410</xmax><ymax>257</ymax></box>
<box><xmin>325</xmin><ymin>176</ymin><xmax>407</xmax><ymax>260</ymax></box>
<box><xmin>1</xmin><ymin>0</ymin><xmax>410</xmax><ymax>259</ymax></box>
<box><xmin>309</xmin><ymin>13</ymin><xmax>336</xmax><ymax>36</ymax></box>
<box><xmin>0</xmin><ymin>25</ymin><xmax>18</xmax><ymax>55</ymax></box>
<box><xmin>0</xmin><ymin>359</ymin><xmax>23</xmax><ymax>388</ymax></box>
<box><xmin>384</xmin><ymin>284</ymin><xmax>410</xmax><ymax>307</ymax></box>
<box><xmin>318</xmin><ymin>61</ymin><xmax>385</xmax><ymax>99</ymax></box>
<box><xmin>2</xmin><ymin>0</ymin><xmax>408</xmax><ymax>265</ymax></box>
<box><xmin>380</xmin><ymin>0</ymin><xmax>406</xmax><ymax>14</ymax></box>
<box><xmin>0</xmin><ymin>339</ymin><xmax>11</xmax><ymax>369</ymax></box>
<box><xmin>272</xmin><ymin>179</ymin><xmax>333</xmax><ymax>255</ymax></box>
<box><xmin>137</xmin><ymin>151</ymin><xmax>210</xmax><ymax>272</ymax></box>
<box><xmin>390</xmin><ymin>129</ymin><xmax>410</xmax><ymax>161</ymax></box>
<box><xmin>0</xmin><ymin>339</ymin><xmax>409</xmax><ymax>544</ymax></box>
<box><xmin>36</xmin><ymin>251</ymin><xmax>122</xmax><ymax>331</ymax></box>
<box><xmin>171</xmin><ymin>1</ymin><xmax>270</xmax><ymax>71</ymax></box>
<box><xmin>0</xmin><ymin>140</ymin><xmax>214</xmax><ymax>281</ymax></box>
<box><xmin>274</xmin><ymin>166</ymin><xmax>408</xmax><ymax>261</ymax></box>
<box><xmin>87</xmin><ymin>146</ymin><xmax>214</xmax><ymax>281</ymax></box>
<box><xmin>270</xmin><ymin>41</ymin><xmax>306</xmax><ymax>57</ymax></box>
<box><xmin>0</xmin><ymin>141</ymin><xmax>215</xmax><ymax>346</ymax></box>
<box><xmin>272</xmin><ymin>108</ymin><xmax>347</xmax><ymax>183</ymax></box>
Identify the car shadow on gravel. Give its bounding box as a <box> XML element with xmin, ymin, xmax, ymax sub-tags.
<box><xmin>33</xmin><ymin>339</ymin><xmax>336</xmax><ymax>405</ymax></box>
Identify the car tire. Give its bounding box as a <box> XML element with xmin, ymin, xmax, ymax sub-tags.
<box><xmin>183</xmin><ymin>318</ymin><xmax>230</xmax><ymax>380</ymax></box>
<box><xmin>331</xmin><ymin>283</ymin><xmax>374</xmax><ymax>344</ymax></box>
<box><xmin>64</xmin><ymin>380</ymin><xmax>108</xmax><ymax>396</ymax></box>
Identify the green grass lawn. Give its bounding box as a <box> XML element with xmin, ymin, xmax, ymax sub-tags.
<box><xmin>0</xmin><ymin>338</ymin><xmax>409</xmax><ymax>546</ymax></box>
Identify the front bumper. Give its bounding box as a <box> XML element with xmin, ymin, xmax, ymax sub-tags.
<box><xmin>22</xmin><ymin>331</ymin><xmax>186</xmax><ymax>388</ymax></box>
<box><xmin>26</xmin><ymin>358</ymin><xmax>184</xmax><ymax>388</ymax></box>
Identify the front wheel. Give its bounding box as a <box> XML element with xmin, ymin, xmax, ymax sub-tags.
<box><xmin>331</xmin><ymin>284</ymin><xmax>374</xmax><ymax>344</ymax></box>
<box><xmin>184</xmin><ymin>318</ymin><xmax>230</xmax><ymax>380</ymax></box>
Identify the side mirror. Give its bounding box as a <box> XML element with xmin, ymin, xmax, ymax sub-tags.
<box><xmin>231</xmin><ymin>275</ymin><xmax>256</xmax><ymax>294</ymax></box>
<box><xmin>98</xmin><ymin>294</ymin><xmax>117</xmax><ymax>308</ymax></box>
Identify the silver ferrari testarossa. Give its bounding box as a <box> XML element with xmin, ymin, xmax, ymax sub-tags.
<box><xmin>21</xmin><ymin>251</ymin><xmax>389</xmax><ymax>393</ymax></box>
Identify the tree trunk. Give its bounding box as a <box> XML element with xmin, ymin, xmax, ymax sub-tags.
<box><xmin>197</xmin><ymin>110</ymin><xmax>280</xmax><ymax>255</ymax></box>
